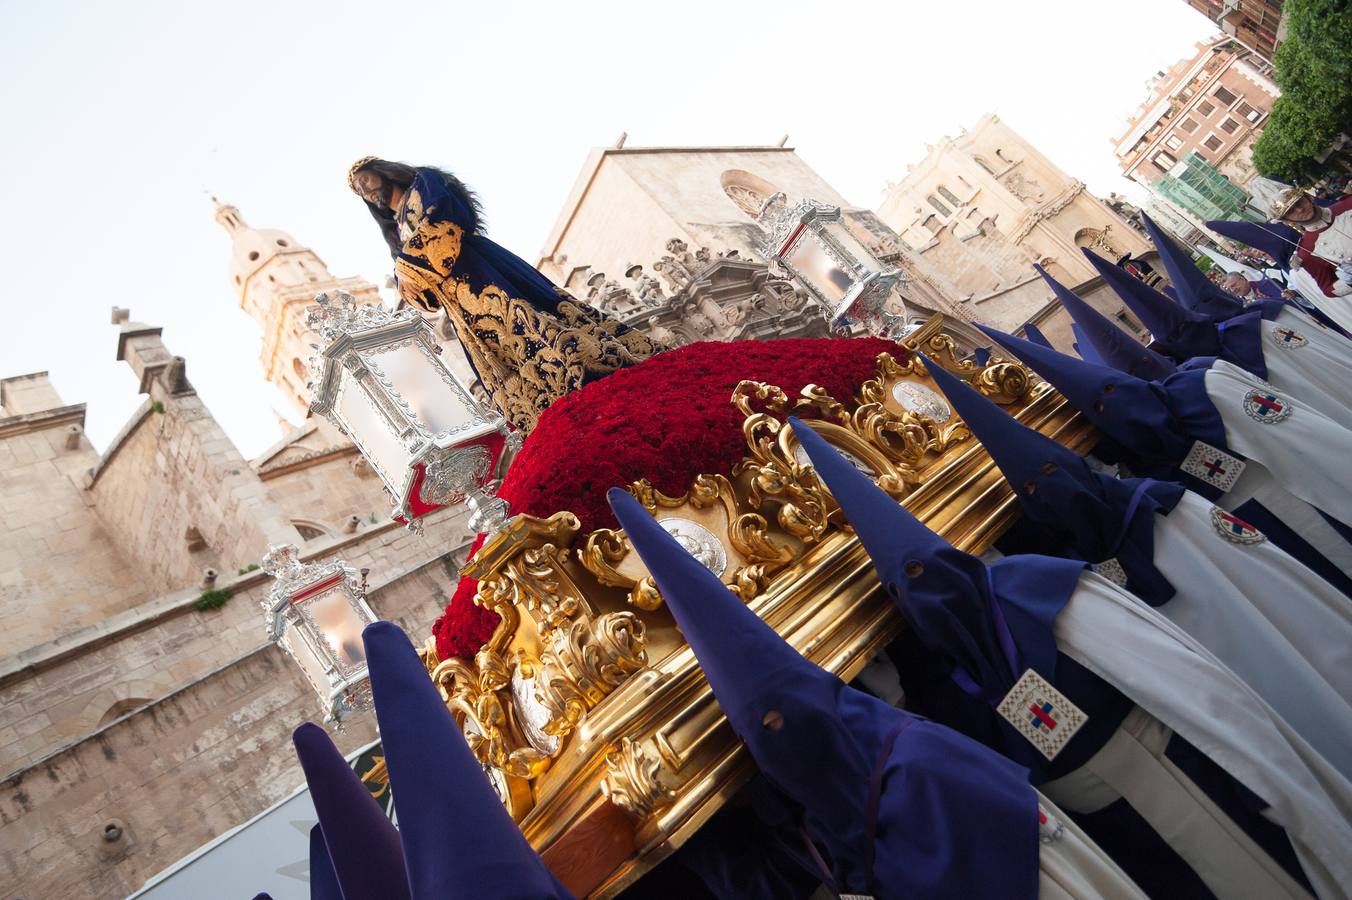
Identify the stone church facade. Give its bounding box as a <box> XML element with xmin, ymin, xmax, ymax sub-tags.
<box><xmin>0</xmin><ymin>214</ymin><xmax>477</xmax><ymax>898</ymax></box>
<box><xmin>877</xmin><ymin>114</ymin><xmax>1159</xmax><ymax>351</ymax></box>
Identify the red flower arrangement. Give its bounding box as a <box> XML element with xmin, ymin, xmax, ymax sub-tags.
<box><xmin>432</xmin><ymin>336</ymin><xmax>902</xmax><ymax>660</ymax></box>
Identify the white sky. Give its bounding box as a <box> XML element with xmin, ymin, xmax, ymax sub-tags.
<box><xmin>0</xmin><ymin>0</ymin><xmax>1217</xmax><ymax>458</ymax></box>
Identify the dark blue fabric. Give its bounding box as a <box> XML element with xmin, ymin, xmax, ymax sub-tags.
<box><xmin>1164</xmin><ymin>734</ymin><xmax>1313</xmax><ymax>893</ymax></box>
<box><xmin>1253</xmin><ymin>278</ymin><xmax>1287</xmax><ymax>300</ymax></box>
<box><xmin>1084</xmin><ymin>250</ymin><xmax>1269</xmax><ymax>377</ymax></box>
<box><xmin>978</xmin><ymin>325</ymin><xmax>1199</xmax><ymax>466</ymax></box>
<box><xmin>309</xmin><ymin>826</ymin><xmax>343</xmax><ymax>900</ymax></box>
<box><xmin>608</xmin><ymin>488</ymin><xmax>1039</xmax><ymax>900</ymax></box>
<box><xmin>1036</xmin><ymin>265</ymin><xmax>1177</xmax><ymax>387</ymax></box>
<box><xmin>1072</xmin><ymin>324</ymin><xmax>1105</xmax><ymax>365</ymax></box>
<box><xmin>1231</xmin><ymin>499</ymin><xmax>1352</xmax><ymax>600</ymax></box>
<box><xmin>673</xmin><ymin>787</ymin><xmax>820</xmax><ymax>900</ymax></box>
<box><xmin>363</xmin><ymin>622</ymin><xmax>572</xmax><ymax>900</ymax></box>
<box><xmin>1141</xmin><ymin>214</ymin><xmax>1246</xmax><ymax>319</ymax></box>
<box><xmin>923</xmin><ymin>355</ymin><xmax>1183</xmax><ymax>606</ymax></box>
<box><xmin>292</xmin><ymin>723</ymin><xmax>409</xmax><ymax>900</ymax></box>
<box><xmin>1204</xmin><ymin>220</ymin><xmax>1299</xmax><ymax>268</ymax></box>
<box><xmin>1071</xmin><ymin>799</ymin><xmax>1218</xmax><ymax>900</ymax></box>
<box><xmin>1022</xmin><ymin>322</ymin><xmax>1052</xmax><ymax>348</ymax></box>
<box><xmin>973</xmin><ymin>346</ymin><xmax>991</xmax><ymax>366</ymax></box>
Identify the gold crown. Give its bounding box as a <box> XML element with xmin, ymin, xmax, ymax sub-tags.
<box><xmin>347</xmin><ymin>156</ymin><xmax>380</xmax><ymax>193</ymax></box>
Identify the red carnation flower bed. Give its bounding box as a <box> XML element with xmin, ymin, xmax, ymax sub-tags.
<box><xmin>432</xmin><ymin>336</ymin><xmax>902</xmax><ymax>660</ymax></box>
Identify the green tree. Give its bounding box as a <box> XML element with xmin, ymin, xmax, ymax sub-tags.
<box><xmin>1251</xmin><ymin>0</ymin><xmax>1352</xmax><ymax>185</ymax></box>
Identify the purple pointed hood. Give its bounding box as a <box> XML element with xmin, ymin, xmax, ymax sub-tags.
<box><xmin>292</xmin><ymin>723</ymin><xmax>409</xmax><ymax>900</ymax></box>
<box><xmin>1141</xmin><ymin>213</ymin><xmax>1245</xmax><ymax>319</ymax></box>
<box><xmin>922</xmin><ymin>354</ymin><xmax>1181</xmax><ymax>605</ymax></box>
<box><xmin>1036</xmin><ymin>264</ymin><xmax>1175</xmax><ymax>380</ymax></box>
<box><xmin>363</xmin><ymin>622</ymin><xmax>572</xmax><ymax>899</ymax></box>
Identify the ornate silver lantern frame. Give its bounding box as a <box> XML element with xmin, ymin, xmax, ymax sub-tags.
<box><xmin>757</xmin><ymin>194</ymin><xmax>907</xmax><ymax>338</ymax></box>
<box><xmin>305</xmin><ymin>292</ymin><xmax>511</xmax><ymax>532</ymax></box>
<box><xmin>260</xmin><ymin>544</ymin><xmax>378</xmax><ymax>724</ymax></box>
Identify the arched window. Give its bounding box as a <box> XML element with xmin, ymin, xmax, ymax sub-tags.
<box><xmin>98</xmin><ymin>698</ymin><xmax>152</xmax><ymax>727</ymax></box>
<box><xmin>974</xmin><ymin>156</ymin><xmax>997</xmax><ymax>175</ymax></box>
<box><xmin>936</xmin><ymin>185</ymin><xmax>962</xmax><ymax>207</ymax></box>
<box><xmin>719</xmin><ymin>169</ymin><xmax>783</xmax><ymax>219</ymax></box>
<box><xmin>293</xmin><ymin>520</ymin><xmax>328</xmax><ymax>541</ymax></box>
<box><xmin>922</xmin><ymin>215</ymin><xmax>942</xmax><ymax>234</ymax></box>
<box><xmin>927</xmin><ymin>195</ymin><xmax>952</xmax><ymax>217</ymax></box>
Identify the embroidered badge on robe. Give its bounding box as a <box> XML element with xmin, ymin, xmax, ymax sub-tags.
<box><xmin>1271</xmin><ymin>325</ymin><xmax>1308</xmax><ymax>349</ymax></box>
<box><xmin>1181</xmin><ymin>440</ymin><xmax>1246</xmax><ymax>492</ymax></box>
<box><xmin>1094</xmin><ymin>558</ymin><xmax>1129</xmax><ymax>587</ymax></box>
<box><xmin>1210</xmin><ymin>506</ymin><xmax>1266</xmax><ymax>544</ymax></box>
<box><xmin>1036</xmin><ymin>803</ymin><xmax>1066</xmax><ymax>844</ymax></box>
<box><xmin>997</xmin><ymin>669</ymin><xmax>1088</xmax><ymax>761</ymax></box>
<box><xmin>1242</xmin><ymin>389</ymin><xmax>1292</xmax><ymax>424</ymax></box>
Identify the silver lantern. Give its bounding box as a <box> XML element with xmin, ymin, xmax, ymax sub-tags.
<box><xmin>260</xmin><ymin>544</ymin><xmax>377</xmax><ymax>724</ymax></box>
<box><xmin>757</xmin><ymin>194</ymin><xmax>907</xmax><ymax>338</ymax></box>
<box><xmin>305</xmin><ymin>291</ymin><xmax>511</xmax><ymax>532</ymax></box>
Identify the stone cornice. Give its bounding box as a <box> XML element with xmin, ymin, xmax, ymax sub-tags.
<box><xmin>0</xmin><ymin>514</ymin><xmax>449</xmax><ymax>687</ymax></box>
<box><xmin>257</xmin><ymin>444</ymin><xmax>358</xmax><ymax>480</ymax></box>
<box><xmin>84</xmin><ymin>398</ymin><xmax>153</xmax><ymax>488</ymax></box>
<box><xmin>0</xmin><ymin>403</ymin><xmax>86</xmax><ymax>439</ymax></box>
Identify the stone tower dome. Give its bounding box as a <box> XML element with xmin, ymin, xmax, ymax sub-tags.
<box><xmin>214</xmin><ymin>199</ymin><xmax>381</xmax><ymax>415</ymax></box>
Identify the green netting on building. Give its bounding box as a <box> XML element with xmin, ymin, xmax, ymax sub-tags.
<box><xmin>1155</xmin><ymin>153</ymin><xmax>1261</xmax><ymax>222</ymax></box>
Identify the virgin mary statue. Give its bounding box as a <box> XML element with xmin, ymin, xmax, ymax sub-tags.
<box><xmin>349</xmin><ymin>157</ymin><xmax>662</xmax><ymax>432</ymax></box>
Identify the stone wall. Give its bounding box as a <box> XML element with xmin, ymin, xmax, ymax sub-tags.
<box><xmin>0</xmin><ymin>556</ymin><xmax>462</xmax><ymax>900</ymax></box>
<box><xmin>0</xmin><ymin>377</ymin><xmax>147</xmax><ymax>661</ymax></box>
<box><xmin>0</xmin><ymin>505</ymin><xmax>471</xmax><ymax>776</ymax></box>
<box><xmin>86</xmin><ymin>347</ymin><xmax>299</xmax><ymax>599</ymax></box>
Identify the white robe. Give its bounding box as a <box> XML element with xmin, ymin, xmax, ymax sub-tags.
<box><xmin>1288</xmin><ymin>267</ymin><xmax>1352</xmax><ymax>333</ymax></box>
<box><xmin>1049</xmin><ymin>573</ymin><xmax>1352</xmax><ymax>900</ymax></box>
<box><xmin>1149</xmin><ymin>490</ymin><xmax>1352</xmax><ymax>777</ymax></box>
<box><xmin>1034</xmin><ymin>793</ymin><xmax>1148</xmax><ymax>900</ymax></box>
<box><xmin>1219</xmin><ymin>462</ymin><xmax>1352</xmax><ymax>574</ymax></box>
<box><xmin>1258</xmin><ymin>307</ymin><xmax>1352</xmax><ymax>422</ymax></box>
<box><xmin>1203</xmin><ymin>358</ymin><xmax>1352</xmax><ymax>517</ymax></box>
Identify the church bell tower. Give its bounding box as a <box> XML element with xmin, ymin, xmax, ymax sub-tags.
<box><xmin>215</xmin><ymin>200</ymin><xmax>383</xmax><ymax>416</ymax></box>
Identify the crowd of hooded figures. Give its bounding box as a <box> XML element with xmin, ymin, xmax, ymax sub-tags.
<box><xmin>257</xmin><ymin>167</ymin><xmax>1352</xmax><ymax>899</ymax></box>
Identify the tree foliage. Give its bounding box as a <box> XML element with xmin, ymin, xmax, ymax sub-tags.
<box><xmin>1251</xmin><ymin>0</ymin><xmax>1352</xmax><ymax>185</ymax></box>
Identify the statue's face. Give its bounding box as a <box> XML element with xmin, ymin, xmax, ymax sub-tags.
<box><xmin>353</xmin><ymin>169</ymin><xmax>393</xmax><ymax>208</ymax></box>
<box><xmin>1282</xmin><ymin>193</ymin><xmax>1317</xmax><ymax>224</ymax></box>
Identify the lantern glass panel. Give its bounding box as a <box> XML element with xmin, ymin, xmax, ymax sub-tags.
<box><xmin>366</xmin><ymin>343</ymin><xmax>475</xmax><ymax>436</ymax></box>
<box><xmin>280</xmin><ymin>626</ymin><xmax>333</xmax><ymax>698</ymax></box>
<box><xmin>295</xmin><ymin>584</ymin><xmax>369</xmax><ymax>678</ymax></box>
<box><xmin>783</xmin><ymin>233</ymin><xmax>852</xmax><ymax>303</ymax></box>
<box><xmin>828</xmin><ymin>223</ymin><xmax>885</xmax><ymax>276</ymax></box>
<box><xmin>338</xmin><ymin>376</ymin><xmax>409</xmax><ymax>487</ymax></box>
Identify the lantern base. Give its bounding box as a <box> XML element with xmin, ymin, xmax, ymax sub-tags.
<box><xmin>467</xmin><ymin>486</ymin><xmax>511</xmax><ymax>535</ymax></box>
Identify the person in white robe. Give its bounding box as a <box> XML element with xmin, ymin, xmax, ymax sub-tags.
<box><xmin>922</xmin><ymin>353</ymin><xmax>1352</xmax><ymax>779</ymax></box>
<box><xmin>795</xmin><ymin>418</ymin><xmax>1352</xmax><ymax>900</ymax></box>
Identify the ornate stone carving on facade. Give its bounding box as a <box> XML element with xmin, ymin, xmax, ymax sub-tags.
<box><xmin>624</xmin><ymin>264</ymin><xmax>665</xmax><ymax>307</ymax></box>
<box><xmin>1009</xmin><ymin>180</ymin><xmax>1086</xmax><ymax>243</ymax></box>
<box><xmin>1000</xmin><ymin>169</ymin><xmax>1046</xmax><ymax>203</ymax></box>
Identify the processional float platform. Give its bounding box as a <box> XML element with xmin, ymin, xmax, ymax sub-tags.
<box><xmin>406</xmin><ymin>317</ymin><xmax>1096</xmax><ymax>897</ymax></box>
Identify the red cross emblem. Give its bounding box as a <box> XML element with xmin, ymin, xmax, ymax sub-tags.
<box><xmin>1272</xmin><ymin>326</ymin><xmax>1308</xmax><ymax>349</ymax></box>
<box><xmin>1028</xmin><ymin>698</ymin><xmax>1058</xmax><ymax>731</ymax></box>
<box><xmin>1210</xmin><ymin>506</ymin><xmax>1265</xmax><ymax>544</ymax></box>
<box><xmin>1243</xmin><ymin>389</ymin><xmax>1292</xmax><ymax>424</ymax></box>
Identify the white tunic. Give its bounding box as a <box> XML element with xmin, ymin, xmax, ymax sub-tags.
<box><xmin>1287</xmin><ymin>267</ymin><xmax>1352</xmax><ymax>332</ymax></box>
<box><xmin>1203</xmin><ymin>358</ymin><xmax>1352</xmax><ymax>516</ymax></box>
<box><xmin>1149</xmin><ymin>490</ymin><xmax>1352</xmax><ymax>777</ymax></box>
<box><xmin>1259</xmin><ymin>307</ymin><xmax>1352</xmax><ymax>422</ymax></box>
<box><xmin>1219</xmin><ymin>461</ymin><xmax>1352</xmax><ymax>575</ymax></box>
<box><xmin>1034</xmin><ymin>793</ymin><xmax>1148</xmax><ymax>900</ymax></box>
<box><xmin>1051</xmin><ymin>573</ymin><xmax>1352</xmax><ymax>900</ymax></box>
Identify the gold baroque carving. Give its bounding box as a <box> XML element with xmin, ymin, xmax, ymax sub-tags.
<box><xmin>601</xmin><ymin>737</ymin><xmax>676</xmax><ymax>819</ymax></box>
